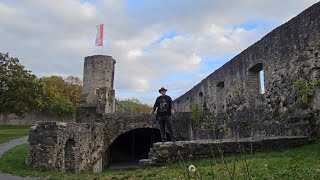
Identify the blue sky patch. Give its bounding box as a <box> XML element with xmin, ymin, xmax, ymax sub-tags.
<box><xmin>233</xmin><ymin>20</ymin><xmax>275</xmax><ymax>31</ymax></box>
<box><xmin>152</xmin><ymin>31</ymin><xmax>179</xmax><ymax>45</ymax></box>
<box><xmin>125</xmin><ymin>0</ymin><xmax>148</xmax><ymax>13</ymax></box>
<box><xmin>233</xmin><ymin>22</ymin><xmax>258</xmax><ymax>30</ymax></box>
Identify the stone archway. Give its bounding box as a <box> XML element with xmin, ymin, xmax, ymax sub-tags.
<box><xmin>64</xmin><ymin>139</ymin><xmax>76</xmax><ymax>172</ymax></box>
<box><xmin>105</xmin><ymin>128</ymin><xmax>171</xmax><ymax>168</ymax></box>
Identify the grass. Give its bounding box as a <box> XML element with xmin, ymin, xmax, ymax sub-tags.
<box><xmin>0</xmin><ymin>143</ymin><xmax>319</xmax><ymax>180</ymax></box>
<box><xmin>0</xmin><ymin>125</ymin><xmax>31</xmax><ymax>144</ymax></box>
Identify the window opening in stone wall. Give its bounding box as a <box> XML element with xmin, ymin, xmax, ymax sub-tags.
<box><xmin>216</xmin><ymin>82</ymin><xmax>225</xmax><ymax>113</ymax></box>
<box><xmin>64</xmin><ymin>139</ymin><xmax>76</xmax><ymax>173</ymax></box>
<box><xmin>259</xmin><ymin>70</ymin><xmax>265</xmax><ymax>94</ymax></box>
<box><xmin>248</xmin><ymin>63</ymin><xmax>264</xmax><ymax>95</ymax></box>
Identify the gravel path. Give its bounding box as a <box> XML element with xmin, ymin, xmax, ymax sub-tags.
<box><xmin>0</xmin><ymin>136</ymin><xmax>37</xmax><ymax>180</ymax></box>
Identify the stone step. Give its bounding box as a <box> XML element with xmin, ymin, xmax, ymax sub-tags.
<box><xmin>145</xmin><ymin>136</ymin><xmax>309</xmax><ymax>167</ymax></box>
<box><xmin>139</xmin><ymin>159</ymin><xmax>154</xmax><ymax>169</ymax></box>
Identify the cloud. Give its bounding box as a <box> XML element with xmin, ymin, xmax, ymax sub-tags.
<box><xmin>0</xmin><ymin>3</ymin><xmax>16</xmax><ymax>16</ymax></box>
<box><xmin>0</xmin><ymin>0</ymin><xmax>318</xmax><ymax>103</ymax></box>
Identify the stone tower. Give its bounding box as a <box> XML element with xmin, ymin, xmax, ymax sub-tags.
<box><xmin>76</xmin><ymin>55</ymin><xmax>116</xmax><ymax>122</ymax></box>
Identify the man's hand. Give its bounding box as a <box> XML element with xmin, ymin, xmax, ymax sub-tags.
<box><xmin>150</xmin><ymin>107</ymin><xmax>157</xmax><ymax>115</ymax></box>
<box><xmin>171</xmin><ymin>109</ymin><xmax>175</xmax><ymax>115</ymax></box>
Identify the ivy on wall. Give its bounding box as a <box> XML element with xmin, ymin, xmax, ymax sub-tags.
<box><xmin>293</xmin><ymin>79</ymin><xmax>320</xmax><ymax>103</ymax></box>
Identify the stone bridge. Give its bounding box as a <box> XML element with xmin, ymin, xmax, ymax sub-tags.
<box><xmin>27</xmin><ymin>112</ymin><xmax>191</xmax><ymax>173</ymax></box>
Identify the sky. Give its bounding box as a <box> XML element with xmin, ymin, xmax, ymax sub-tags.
<box><xmin>0</xmin><ymin>0</ymin><xmax>319</xmax><ymax>105</ymax></box>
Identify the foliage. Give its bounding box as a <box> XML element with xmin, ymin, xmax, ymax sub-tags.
<box><xmin>280</xmin><ymin>110</ymin><xmax>289</xmax><ymax>121</ymax></box>
<box><xmin>0</xmin><ymin>52</ymin><xmax>82</xmax><ymax>117</ymax></box>
<box><xmin>223</xmin><ymin>127</ymin><xmax>233</xmax><ymax>139</ymax></box>
<box><xmin>116</xmin><ymin>98</ymin><xmax>152</xmax><ymax>113</ymax></box>
<box><xmin>159</xmin><ymin>149</ymin><xmax>170</xmax><ymax>159</ymax></box>
<box><xmin>0</xmin><ymin>143</ymin><xmax>319</xmax><ymax>179</ymax></box>
<box><xmin>40</xmin><ymin>75</ymin><xmax>82</xmax><ymax>117</ymax></box>
<box><xmin>41</xmin><ymin>75</ymin><xmax>82</xmax><ymax>106</ymax></box>
<box><xmin>0</xmin><ymin>53</ymin><xmax>45</xmax><ymax>116</ymax></box>
<box><xmin>190</xmin><ymin>103</ymin><xmax>203</xmax><ymax>125</ymax></box>
<box><xmin>0</xmin><ymin>125</ymin><xmax>30</xmax><ymax>144</ymax></box>
<box><xmin>45</xmin><ymin>95</ymin><xmax>75</xmax><ymax>117</ymax></box>
<box><xmin>293</xmin><ymin>79</ymin><xmax>320</xmax><ymax>103</ymax></box>
<box><xmin>203</xmin><ymin>120</ymin><xmax>214</xmax><ymax>130</ymax></box>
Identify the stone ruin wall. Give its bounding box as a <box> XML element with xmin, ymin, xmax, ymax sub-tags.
<box><xmin>0</xmin><ymin>112</ymin><xmax>74</xmax><ymax>125</ymax></box>
<box><xmin>27</xmin><ymin>122</ymin><xmax>105</xmax><ymax>173</ymax></box>
<box><xmin>101</xmin><ymin>113</ymin><xmax>191</xmax><ymax>143</ymax></box>
<box><xmin>77</xmin><ymin>55</ymin><xmax>116</xmax><ymax>122</ymax></box>
<box><xmin>27</xmin><ymin>55</ymin><xmax>119</xmax><ymax>173</ymax></box>
<box><xmin>27</xmin><ymin>113</ymin><xmax>191</xmax><ymax>173</ymax></box>
<box><xmin>173</xmin><ymin>2</ymin><xmax>320</xmax><ymax>140</ymax></box>
<box><xmin>141</xmin><ymin>136</ymin><xmax>309</xmax><ymax>167</ymax></box>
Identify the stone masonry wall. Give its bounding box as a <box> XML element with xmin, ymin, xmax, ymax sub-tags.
<box><xmin>82</xmin><ymin>55</ymin><xmax>116</xmax><ymax>102</ymax></box>
<box><xmin>27</xmin><ymin>122</ymin><xmax>105</xmax><ymax>173</ymax></box>
<box><xmin>0</xmin><ymin>112</ymin><xmax>74</xmax><ymax>125</ymax></box>
<box><xmin>101</xmin><ymin>113</ymin><xmax>191</xmax><ymax>144</ymax></box>
<box><xmin>141</xmin><ymin>136</ymin><xmax>309</xmax><ymax>167</ymax></box>
<box><xmin>27</xmin><ymin>113</ymin><xmax>191</xmax><ymax>172</ymax></box>
<box><xmin>78</xmin><ymin>55</ymin><xmax>116</xmax><ymax>118</ymax></box>
<box><xmin>173</xmin><ymin>2</ymin><xmax>320</xmax><ymax>139</ymax></box>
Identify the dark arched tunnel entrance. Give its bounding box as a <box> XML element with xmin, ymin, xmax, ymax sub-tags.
<box><xmin>107</xmin><ymin>128</ymin><xmax>170</xmax><ymax>168</ymax></box>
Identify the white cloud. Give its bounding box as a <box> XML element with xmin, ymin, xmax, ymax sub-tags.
<box><xmin>196</xmin><ymin>73</ymin><xmax>210</xmax><ymax>79</ymax></box>
<box><xmin>127</xmin><ymin>49</ymin><xmax>143</xmax><ymax>59</ymax></box>
<box><xmin>0</xmin><ymin>0</ymin><xmax>318</xmax><ymax>103</ymax></box>
<box><xmin>0</xmin><ymin>3</ymin><xmax>16</xmax><ymax>16</ymax></box>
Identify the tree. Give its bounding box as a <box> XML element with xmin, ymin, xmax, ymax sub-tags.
<box><xmin>46</xmin><ymin>95</ymin><xmax>75</xmax><ymax>118</ymax></box>
<box><xmin>116</xmin><ymin>98</ymin><xmax>152</xmax><ymax>113</ymax></box>
<box><xmin>0</xmin><ymin>53</ymin><xmax>45</xmax><ymax>116</ymax></box>
<box><xmin>40</xmin><ymin>75</ymin><xmax>82</xmax><ymax>106</ymax></box>
<box><xmin>0</xmin><ymin>53</ymin><xmax>82</xmax><ymax>118</ymax></box>
<box><xmin>65</xmin><ymin>76</ymin><xmax>82</xmax><ymax>105</ymax></box>
<box><xmin>40</xmin><ymin>75</ymin><xmax>82</xmax><ymax>117</ymax></box>
<box><xmin>65</xmin><ymin>76</ymin><xmax>82</xmax><ymax>87</ymax></box>
<box><xmin>190</xmin><ymin>103</ymin><xmax>203</xmax><ymax>125</ymax></box>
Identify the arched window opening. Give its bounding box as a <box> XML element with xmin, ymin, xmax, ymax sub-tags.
<box><xmin>65</xmin><ymin>139</ymin><xmax>76</xmax><ymax>173</ymax></box>
<box><xmin>248</xmin><ymin>63</ymin><xmax>265</xmax><ymax>95</ymax></box>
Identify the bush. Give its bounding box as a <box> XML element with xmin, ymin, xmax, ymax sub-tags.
<box><xmin>293</xmin><ymin>79</ymin><xmax>320</xmax><ymax>103</ymax></box>
<box><xmin>46</xmin><ymin>95</ymin><xmax>75</xmax><ymax>117</ymax></box>
<box><xmin>190</xmin><ymin>103</ymin><xmax>203</xmax><ymax>125</ymax></box>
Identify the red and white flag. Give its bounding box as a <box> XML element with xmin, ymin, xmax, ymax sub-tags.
<box><xmin>95</xmin><ymin>24</ymin><xmax>104</xmax><ymax>46</ymax></box>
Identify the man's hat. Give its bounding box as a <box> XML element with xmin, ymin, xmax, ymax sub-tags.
<box><xmin>159</xmin><ymin>87</ymin><xmax>167</xmax><ymax>93</ymax></box>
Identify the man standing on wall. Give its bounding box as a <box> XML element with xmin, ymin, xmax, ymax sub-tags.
<box><xmin>152</xmin><ymin>87</ymin><xmax>176</xmax><ymax>143</ymax></box>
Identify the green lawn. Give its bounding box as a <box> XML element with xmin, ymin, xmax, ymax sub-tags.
<box><xmin>0</xmin><ymin>125</ymin><xmax>31</xmax><ymax>144</ymax></box>
<box><xmin>0</xmin><ymin>143</ymin><xmax>319</xmax><ymax>180</ymax></box>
